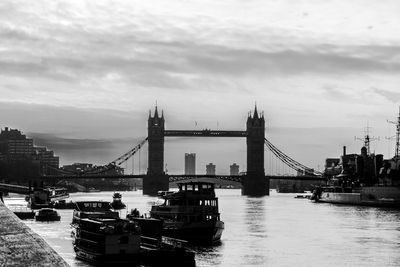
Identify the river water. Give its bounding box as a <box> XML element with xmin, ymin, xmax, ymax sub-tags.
<box><xmin>5</xmin><ymin>189</ymin><xmax>400</xmax><ymax>267</ymax></box>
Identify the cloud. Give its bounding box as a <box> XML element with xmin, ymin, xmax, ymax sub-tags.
<box><xmin>372</xmin><ymin>88</ymin><xmax>400</xmax><ymax>103</ymax></box>
<box><xmin>0</xmin><ymin>101</ymin><xmax>148</xmax><ymax>139</ymax></box>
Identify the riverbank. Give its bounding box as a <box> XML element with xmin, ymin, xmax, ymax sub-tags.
<box><xmin>0</xmin><ymin>201</ymin><xmax>69</xmax><ymax>266</ymax></box>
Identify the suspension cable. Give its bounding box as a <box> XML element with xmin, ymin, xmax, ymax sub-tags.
<box><xmin>264</xmin><ymin>137</ymin><xmax>322</xmax><ymax>176</ymax></box>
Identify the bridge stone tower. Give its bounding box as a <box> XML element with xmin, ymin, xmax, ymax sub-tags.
<box><xmin>243</xmin><ymin>106</ymin><xmax>269</xmax><ymax>196</ymax></box>
<box><xmin>144</xmin><ymin>106</ymin><xmax>168</xmax><ymax>195</ymax></box>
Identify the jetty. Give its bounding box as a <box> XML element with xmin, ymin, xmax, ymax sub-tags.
<box><xmin>0</xmin><ymin>200</ymin><xmax>69</xmax><ymax>266</ymax></box>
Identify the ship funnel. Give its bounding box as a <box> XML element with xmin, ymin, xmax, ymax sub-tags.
<box><xmin>343</xmin><ymin>146</ymin><xmax>346</xmax><ymax>156</ymax></box>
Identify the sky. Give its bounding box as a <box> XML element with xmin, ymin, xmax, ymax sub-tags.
<box><xmin>1</xmin><ymin>0</ymin><xmax>400</xmax><ymax>174</ymax></box>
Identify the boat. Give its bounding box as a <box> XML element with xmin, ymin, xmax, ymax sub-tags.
<box><xmin>52</xmin><ymin>200</ymin><xmax>76</xmax><ymax>209</ymax></box>
<box><xmin>72</xmin><ymin>201</ymin><xmax>119</xmax><ymax>225</ymax></box>
<box><xmin>28</xmin><ymin>187</ymin><xmax>69</xmax><ymax>209</ymax></box>
<box><xmin>312</xmin><ymin>110</ymin><xmax>400</xmax><ymax>207</ymax></box>
<box><xmin>13</xmin><ymin>207</ymin><xmax>35</xmax><ymax>219</ymax></box>
<box><xmin>72</xmin><ymin>217</ymin><xmax>195</xmax><ymax>266</ymax></box>
<box><xmin>85</xmin><ymin>187</ymin><xmax>101</xmax><ymax>193</ymax></box>
<box><xmin>35</xmin><ymin>208</ymin><xmax>61</xmax><ymax>221</ymax></box>
<box><xmin>150</xmin><ymin>182</ymin><xmax>224</xmax><ymax>244</ymax></box>
<box><xmin>110</xmin><ymin>192</ymin><xmax>126</xmax><ymax>210</ymax></box>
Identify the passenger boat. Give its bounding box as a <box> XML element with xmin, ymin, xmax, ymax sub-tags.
<box><xmin>150</xmin><ymin>182</ymin><xmax>224</xmax><ymax>244</ymax></box>
<box><xmin>35</xmin><ymin>208</ymin><xmax>61</xmax><ymax>221</ymax></box>
<box><xmin>28</xmin><ymin>187</ymin><xmax>69</xmax><ymax>209</ymax></box>
<box><xmin>72</xmin><ymin>201</ymin><xmax>119</xmax><ymax>225</ymax></box>
<box><xmin>110</xmin><ymin>192</ymin><xmax>126</xmax><ymax>210</ymax></box>
<box><xmin>73</xmin><ymin>217</ymin><xmax>195</xmax><ymax>266</ymax></box>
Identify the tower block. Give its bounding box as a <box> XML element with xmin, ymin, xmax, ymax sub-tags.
<box><xmin>144</xmin><ymin>106</ymin><xmax>169</xmax><ymax>195</ymax></box>
<box><xmin>243</xmin><ymin>106</ymin><xmax>269</xmax><ymax>196</ymax></box>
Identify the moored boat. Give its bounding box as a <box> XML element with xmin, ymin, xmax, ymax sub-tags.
<box><xmin>72</xmin><ymin>201</ymin><xmax>119</xmax><ymax>225</ymax></box>
<box><xmin>110</xmin><ymin>192</ymin><xmax>126</xmax><ymax>210</ymax></box>
<box><xmin>313</xmin><ymin>109</ymin><xmax>400</xmax><ymax>208</ymax></box>
<box><xmin>35</xmin><ymin>208</ymin><xmax>61</xmax><ymax>221</ymax></box>
<box><xmin>150</xmin><ymin>182</ymin><xmax>224</xmax><ymax>244</ymax></box>
<box><xmin>72</xmin><ymin>217</ymin><xmax>195</xmax><ymax>266</ymax></box>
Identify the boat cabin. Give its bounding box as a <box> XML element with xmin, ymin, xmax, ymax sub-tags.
<box><xmin>73</xmin><ymin>201</ymin><xmax>119</xmax><ymax>224</ymax></box>
<box><xmin>74</xmin><ymin>218</ymin><xmax>141</xmax><ymax>256</ymax></box>
<box><xmin>151</xmin><ymin>182</ymin><xmax>221</xmax><ymax>223</ymax></box>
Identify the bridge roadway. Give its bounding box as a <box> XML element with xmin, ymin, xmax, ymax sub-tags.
<box><xmin>164</xmin><ymin>130</ymin><xmax>247</xmax><ymax>137</ymax></box>
<box><xmin>38</xmin><ymin>174</ymin><xmax>326</xmax><ymax>183</ymax></box>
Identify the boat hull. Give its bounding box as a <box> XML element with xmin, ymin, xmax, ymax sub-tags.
<box><xmin>319</xmin><ymin>186</ymin><xmax>400</xmax><ymax>208</ymax></box>
<box><xmin>35</xmin><ymin>215</ymin><xmax>61</xmax><ymax>221</ymax></box>
<box><xmin>162</xmin><ymin>220</ymin><xmax>224</xmax><ymax>244</ymax></box>
<box><xmin>74</xmin><ymin>244</ymin><xmax>195</xmax><ymax>266</ymax></box>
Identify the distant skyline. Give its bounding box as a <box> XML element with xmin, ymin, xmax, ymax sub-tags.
<box><xmin>1</xmin><ymin>0</ymin><xmax>400</xmax><ymax>173</ymax></box>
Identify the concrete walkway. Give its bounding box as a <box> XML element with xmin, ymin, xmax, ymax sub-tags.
<box><xmin>0</xmin><ymin>201</ymin><xmax>69</xmax><ymax>267</ymax></box>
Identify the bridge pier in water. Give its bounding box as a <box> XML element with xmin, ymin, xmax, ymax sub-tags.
<box><xmin>143</xmin><ymin>174</ymin><xmax>169</xmax><ymax>195</ymax></box>
<box><xmin>144</xmin><ymin>106</ymin><xmax>168</xmax><ymax>195</ymax></box>
<box><xmin>243</xmin><ymin>106</ymin><xmax>269</xmax><ymax>196</ymax></box>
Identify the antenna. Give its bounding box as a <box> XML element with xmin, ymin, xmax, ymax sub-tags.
<box><xmin>386</xmin><ymin>106</ymin><xmax>400</xmax><ymax>160</ymax></box>
<box><xmin>354</xmin><ymin>122</ymin><xmax>379</xmax><ymax>155</ymax></box>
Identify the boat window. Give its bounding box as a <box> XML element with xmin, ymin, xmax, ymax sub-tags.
<box><xmin>119</xmin><ymin>236</ymin><xmax>129</xmax><ymax>244</ymax></box>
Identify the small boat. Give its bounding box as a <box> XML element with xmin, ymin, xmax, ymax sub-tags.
<box><xmin>35</xmin><ymin>208</ymin><xmax>61</xmax><ymax>221</ymax></box>
<box><xmin>85</xmin><ymin>187</ymin><xmax>100</xmax><ymax>193</ymax></box>
<box><xmin>110</xmin><ymin>192</ymin><xmax>126</xmax><ymax>210</ymax></box>
<box><xmin>150</xmin><ymin>182</ymin><xmax>224</xmax><ymax>244</ymax></box>
<box><xmin>13</xmin><ymin>207</ymin><xmax>35</xmax><ymax>219</ymax></box>
<box><xmin>53</xmin><ymin>200</ymin><xmax>76</xmax><ymax>209</ymax></box>
<box><xmin>73</xmin><ymin>217</ymin><xmax>195</xmax><ymax>266</ymax></box>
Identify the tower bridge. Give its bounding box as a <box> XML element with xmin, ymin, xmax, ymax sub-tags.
<box><xmin>145</xmin><ymin>105</ymin><xmax>268</xmax><ymax>196</ymax></box>
<box><xmin>27</xmin><ymin>105</ymin><xmax>322</xmax><ymax>196</ymax></box>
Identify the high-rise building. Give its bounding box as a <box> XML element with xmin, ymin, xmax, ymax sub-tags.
<box><xmin>206</xmin><ymin>163</ymin><xmax>216</xmax><ymax>175</ymax></box>
<box><xmin>230</xmin><ymin>163</ymin><xmax>239</xmax><ymax>175</ymax></box>
<box><xmin>0</xmin><ymin>127</ymin><xmax>34</xmax><ymax>156</ymax></box>
<box><xmin>185</xmin><ymin>153</ymin><xmax>196</xmax><ymax>175</ymax></box>
<box><xmin>0</xmin><ymin>127</ymin><xmax>60</xmax><ymax>176</ymax></box>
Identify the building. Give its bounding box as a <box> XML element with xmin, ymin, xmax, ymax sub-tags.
<box><xmin>61</xmin><ymin>163</ymin><xmax>94</xmax><ymax>174</ymax></box>
<box><xmin>206</xmin><ymin>163</ymin><xmax>216</xmax><ymax>175</ymax></box>
<box><xmin>185</xmin><ymin>153</ymin><xmax>196</xmax><ymax>175</ymax></box>
<box><xmin>0</xmin><ymin>127</ymin><xmax>60</xmax><ymax>178</ymax></box>
<box><xmin>0</xmin><ymin>127</ymin><xmax>34</xmax><ymax>156</ymax></box>
<box><xmin>61</xmin><ymin>163</ymin><xmax>124</xmax><ymax>175</ymax></box>
<box><xmin>230</xmin><ymin>163</ymin><xmax>239</xmax><ymax>176</ymax></box>
<box><xmin>34</xmin><ymin>147</ymin><xmax>59</xmax><ymax>175</ymax></box>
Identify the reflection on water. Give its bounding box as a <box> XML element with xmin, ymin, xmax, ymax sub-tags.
<box><xmin>4</xmin><ymin>190</ymin><xmax>400</xmax><ymax>267</ymax></box>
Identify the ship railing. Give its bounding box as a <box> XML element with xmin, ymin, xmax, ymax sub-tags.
<box><xmin>154</xmin><ymin>205</ymin><xmax>218</xmax><ymax>213</ymax></box>
<box><xmin>161</xmin><ymin>236</ymin><xmax>188</xmax><ymax>248</ymax></box>
<box><xmin>141</xmin><ymin>235</ymin><xmax>189</xmax><ymax>249</ymax></box>
<box><xmin>141</xmin><ymin>236</ymin><xmax>160</xmax><ymax>249</ymax></box>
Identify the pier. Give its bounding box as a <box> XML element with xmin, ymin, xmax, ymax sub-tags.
<box><xmin>0</xmin><ymin>201</ymin><xmax>69</xmax><ymax>267</ymax></box>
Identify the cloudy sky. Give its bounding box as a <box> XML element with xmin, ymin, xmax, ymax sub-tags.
<box><xmin>1</xmin><ymin>0</ymin><xmax>400</xmax><ymax>174</ymax></box>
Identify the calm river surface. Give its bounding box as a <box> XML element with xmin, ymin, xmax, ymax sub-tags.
<box><xmin>6</xmin><ymin>189</ymin><xmax>400</xmax><ymax>266</ymax></box>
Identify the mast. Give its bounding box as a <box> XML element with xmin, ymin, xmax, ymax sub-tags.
<box><xmin>387</xmin><ymin>106</ymin><xmax>400</xmax><ymax>160</ymax></box>
<box><xmin>355</xmin><ymin>123</ymin><xmax>378</xmax><ymax>155</ymax></box>
<box><xmin>396</xmin><ymin>107</ymin><xmax>400</xmax><ymax>159</ymax></box>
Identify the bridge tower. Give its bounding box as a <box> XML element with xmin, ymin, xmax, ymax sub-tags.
<box><xmin>144</xmin><ymin>106</ymin><xmax>169</xmax><ymax>195</ymax></box>
<box><xmin>243</xmin><ymin>105</ymin><xmax>269</xmax><ymax>196</ymax></box>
